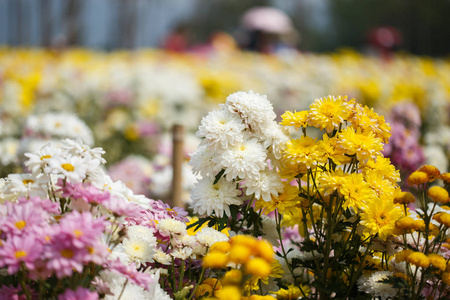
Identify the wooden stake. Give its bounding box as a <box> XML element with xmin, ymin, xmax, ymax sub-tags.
<box><xmin>171</xmin><ymin>124</ymin><xmax>184</xmax><ymax>209</ymax></box>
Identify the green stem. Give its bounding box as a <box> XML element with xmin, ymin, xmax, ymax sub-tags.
<box><xmin>178</xmin><ymin>260</ymin><xmax>185</xmax><ymax>292</ymax></box>
<box><xmin>188</xmin><ymin>267</ymin><xmax>206</xmax><ymax>300</ymax></box>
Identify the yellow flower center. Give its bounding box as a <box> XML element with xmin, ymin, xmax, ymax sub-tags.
<box><xmin>376</xmin><ymin>213</ymin><xmax>389</xmax><ymax>226</ymax></box>
<box><xmin>15</xmin><ymin>220</ymin><xmax>26</xmax><ymax>230</ymax></box>
<box><xmin>22</xmin><ymin>179</ymin><xmax>34</xmax><ymax>185</ymax></box>
<box><xmin>87</xmin><ymin>246</ymin><xmax>94</xmax><ymax>254</ymax></box>
<box><xmin>15</xmin><ymin>250</ymin><xmax>27</xmax><ymax>259</ymax></box>
<box><xmin>61</xmin><ymin>163</ymin><xmax>75</xmax><ymax>172</ymax></box>
<box><xmin>40</xmin><ymin>155</ymin><xmax>51</xmax><ymax>160</ymax></box>
<box><xmin>60</xmin><ymin>249</ymin><xmax>74</xmax><ymax>258</ymax></box>
<box><xmin>74</xmin><ymin>229</ymin><xmax>83</xmax><ymax>238</ymax></box>
<box><xmin>165</xmin><ymin>208</ymin><xmax>178</xmax><ymax>215</ymax></box>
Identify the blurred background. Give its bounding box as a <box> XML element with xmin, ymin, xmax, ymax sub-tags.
<box><xmin>1</xmin><ymin>0</ymin><xmax>450</xmax><ymax>205</ymax></box>
<box><xmin>1</xmin><ymin>0</ymin><xmax>450</xmax><ymax>56</ymax></box>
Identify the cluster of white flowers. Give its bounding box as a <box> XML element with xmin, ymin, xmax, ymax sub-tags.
<box><xmin>151</xmin><ymin>222</ymin><xmax>228</xmax><ymax>272</ymax></box>
<box><xmin>357</xmin><ymin>271</ymin><xmax>397</xmax><ymax>300</ymax></box>
<box><xmin>189</xmin><ymin>91</ymin><xmax>289</xmax><ymax>217</ymax></box>
<box><xmin>24</xmin><ymin>112</ymin><xmax>94</xmax><ymax>146</ymax></box>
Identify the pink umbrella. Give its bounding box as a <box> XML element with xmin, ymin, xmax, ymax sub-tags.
<box><xmin>241</xmin><ymin>6</ymin><xmax>293</xmax><ymax>34</ymax></box>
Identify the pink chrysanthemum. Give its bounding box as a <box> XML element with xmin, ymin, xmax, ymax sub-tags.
<box><xmin>56</xmin><ymin>211</ymin><xmax>108</xmax><ymax>249</ymax></box>
<box><xmin>57</xmin><ymin>287</ymin><xmax>99</xmax><ymax>300</ymax></box>
<box><xmin>58</xmin><ymin>179</ymin><xmax>110</xmax><ymax>205</ymax></box>
<box><xmin>2</xmin><ymin>201</ymin><xmax>47</xmax><ymax>236</ymax></box>
<box><xmin>108</xmin><ymin>259</ymin><xmax>154</xmax><ymax>290</ymax></box>
<box><xmin>0</xmin><ymin>234</ymin><xmax>42</xmax><ymax>274</ymax></box>
<box><xmin>45</xmin><ymin>240</ymin><xmax>85</xmax><ymax>278</ymax></box>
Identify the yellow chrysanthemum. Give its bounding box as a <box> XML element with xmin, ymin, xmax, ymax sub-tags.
<box><xmin>318</xmin><ymin>169</ymin><xmax>347</xmax><ymax>196</ymax></box>
<box><xmin>215</xmin><ymin>286</ymin><xmax>241</xmax><ymax>300</ymax></box>
<box><xmin>406</xmin><ymin>252</ymin><xmax>430</xmax><ymax>268</ymax></box>
<box><xmin>338</xmin><ymin>173</ymin><xmax>377</xmax><ymax>211</ymax></box>
<box><xmin>363</xmin><ymin>171</ymin><xmax>397</xmax><ymax>200</ymax></box>
<box><xmin>418</xmin><ymin>165</ymin><xmax>441</xmax><ymax>182</ymax></box>
<box><xmin>440</xmin><ymin>173</ymin><xmax>450</xmax><ymax>185</ymax></box>
<box><xmin>428</xmin><ymin>186</ymin><xmax>449</xmax><ymax>203</ymax></box>
<box><xmin>307</xmin><ymin>95</ymin><xmax>350</xmax><ymax>133</ymax></box>
<box><xmin>337</xmin><ymin>127</ymin><xmax>383</xmax><ymax>163</ymax></box>
<box><xmin>283</xmin><ymin>136</ymin><xmax>324</xmax><ymax>168</ymax></box>
<box><xmin>316</xmin><ymin>134</ymin><xmax>351</xmax><ymax>166</ymax></box>
<box><xmin>360</xmin><ymin>199</ymin><xmax>403</xmax><ymax>240</ymax></box>
<box><xmin>428</xmin><ymin>253</ymin><xmax>446</xmax><ymax>271</ymax></box>
<box><xmin>433</xmin><ymin>212</ymin><xmax>450</xmax><ymax>227</ymax></box>
<box><xmin>255</xmin><ymin>182</ymin><xmax>300</xmax><ymax>214</ymax></box>
<box><xmin>407</xmin><ymin>171</ymin><xmax>429</xmax><ymax>185</ymax></box>
<box><xmin>280</xmin><ymin>110</ymin><xmax>309</xmax><ymax>130</ymax></box>
<box><xmin>271</xmin><ymin>284</ymin><xmax>311</xmax><ymax>299</ymax></box>
<box><xmin>360</xmin><ymin>156</ymin><xmax>401</xmax><ymax>184</ymax></box>
<box><xmin>393</xmin><ymin>191</ymin><xmax>416</xmax><ymax>205</ymax></box>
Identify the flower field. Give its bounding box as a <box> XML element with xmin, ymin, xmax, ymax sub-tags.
<box><xmin>2</xmin><ymin>47</ymin><xmax>450</xmax><ymax>299</ymax></box>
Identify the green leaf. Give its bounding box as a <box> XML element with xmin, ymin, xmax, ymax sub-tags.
<box><xmin>213</xmin><ymin>169</ymin><xmax>226</xmax><ymax>184</ymax></box>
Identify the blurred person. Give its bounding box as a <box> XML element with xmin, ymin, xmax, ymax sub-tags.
<box><xmin>162</xmin><ymin>24</ymin><xmax>189</xmax><ymax>52</ymax></box>
<box><xmin>366</xmin><ymin>26</ymin><xmax>402</xmax><ymax>60</ymax></box>
<box><xmin>239</xmin><ymin>6</ymin><xmax>298</xmax><ymax>54</ymax></box>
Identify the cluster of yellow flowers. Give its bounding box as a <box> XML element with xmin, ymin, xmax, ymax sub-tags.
<box><xmin>265</xmin><ymin>96</ymin><xmax>401</xmax><ymax>241</ymax></box>
<box><xmin>196</xmin><ymin>235</ymin><xmax>291</xmax><ymax>300</ymax></box>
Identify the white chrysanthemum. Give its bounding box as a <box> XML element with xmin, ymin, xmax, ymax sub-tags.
<box><xmin>158</xmin><ymin>218</ymin><xmax>187</xmax><ymax>236</ymax></box>
<box><xmin>122</xmin><ymin>234</ymin><xmax>157</xmax><ymax>266</ymax></box>
<box><xmin>103</xmin><ymin>270</ymin><xmax>153</xmax><ymax>300</ymax></box>
<box><xmin>260</xmin><ymin>216</ymin><xmax>279</xmax><ymax>246</ymax></box>
<box><xmin>195</xmin><ymin>227</ymin><xmax>228</xmax><ymax>247</ymax></box>
<box><xmin>4</xmin><ymin>173</ymin><xmax>49</xmax><ymax>199</ymax></box>
<box><xmin>190</xmin><ymin>176</ymin><xmax>242</xmax><ymax>217</ymax></box>
<box><xmin>357</xmin><ymin>271</ymin><xmax>397</xmax><ymax>300</ymax></box>
<box><xmin>172</xmin><ymin>234</ymin><xmax>197</xmax><ymax>248</ymax></box>
<box><xmin>197</xmin><ymin>107</ymin><xmax>246</xmax><ymax>150</ymax></box>
<box><xmin>24</xmin><ymin>143</ymin><xmax>63</xmax><ymax>175</ymax></box>
<box><xmin>256</xmin><ymin>121</ymin><xmax>290</xmax><ymax>160</ymax></box>
<box><xmin>61</xmin><ymin>138</ymin><xmax>106</xmax><ymax>164</ymax></box>
<box><xmin>0</xmin><ymin>138</ymin><xmax>19</xmax><ymax>166</ymax></box>
<box><xmin>171</xmin><ymin>247</ymin><xmax>194</xmax><ymax>260</ymax></box>
<box><xmin>153</xmin><ymin>250</ymin><xmax>172</xmax><ymax>265</ymax></box>
<box><xmin>127</xmin><ymin>225</ymin><xmax>156</xmax><ymax>242</ymax></box>
<box><xmin>225</xmin><ymin>90</ymin><xmax>276</xmax><ymax>130</ymax></box>
<box><xmin>244</xmin><ymin>169</ymin><xmax>284</xmax><ymax>202</ymax></box>
<box><xmin>215</xmin><ymin>139</ymin><xmax>267</xmax><ymax>180</ymax></box>
<box><xmin>189</xmin><ymin>145</ymin><xmax>221</xmax><ymax>178</ymax></box>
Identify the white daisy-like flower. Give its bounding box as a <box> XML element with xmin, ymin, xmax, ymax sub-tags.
<box><xmin>48</xmin><ymin>155</ymin><xmax>90</xmax><ymax>182</ymax></box>
<box><xmin>196</xmin><ymin>107</ymin><xmax>246</xmax><ymax>150</ymax></box>
<box><xmin>225</xmin><ymin>90</ymin><xmax>276</xmax><ymax>131</ymax></box>
<box><xmin>190</xmin><ymin>176</ymin><xmax>242</xmax><ymax>217</ymax></box>
<box><xmin>357</xmin><ymin>271</ymin><xmax>397</xmax><ymax>300</ymax></box>
<box><xmin>215</xmin><ymin>139</ymin><xmax>267</xmax><ymax>181</ymax></box>
<box><xmin>61</xmin><ymin>138</ymin><xmax>106</xmax><ymax>164</ymax></box>
<box><xmin>171</xmin><ymin>247</ymin><xmax>194</xmax><ymax>260</ymax></box>
<box><xmin>122</xmin><ymin>234</ymin><xmax>157</xmax><ymax>266</ymax></box>
<box><xmin>24</xmin><ymin>143</ymin><xmax>63</xmax><ymax>175</ymax></box>
<box><xmin>189</xmin><ymin>145</ymin><xmax>221</xmax><ymax>178</ymax></box>
<box><xmin>4</xmin><ymin>173</ymin><xmax>49</xmax><ymax>199</ymax></box>
<box><xmin>158</xmin><ymin>218</ymin><xmax>187</xmax><ymax>236</ymax></box>
<box><xmin>255</xmin><ymin>121</ymin><xmax>290</xmax><ymax>160</ymax></box>
<box><xmin>243</xmin><ymin>169</ymin><xmax>284</xmax><ymax>202</ymax></box>
<box><xmin>153</xmin><ymin>250</ymin><xmax>172</xmax><ymax>265</ymax></box>
<box><xmin>195</xmin><ymin>227</ymin><xmax>228</xmax><ymax>247</ymax></box>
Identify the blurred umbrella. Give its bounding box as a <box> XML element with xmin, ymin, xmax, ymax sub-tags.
<box><xmin>241</xmin><ymin>6</ymin><xmax>293</xmax><ymax>34</ymax></box>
